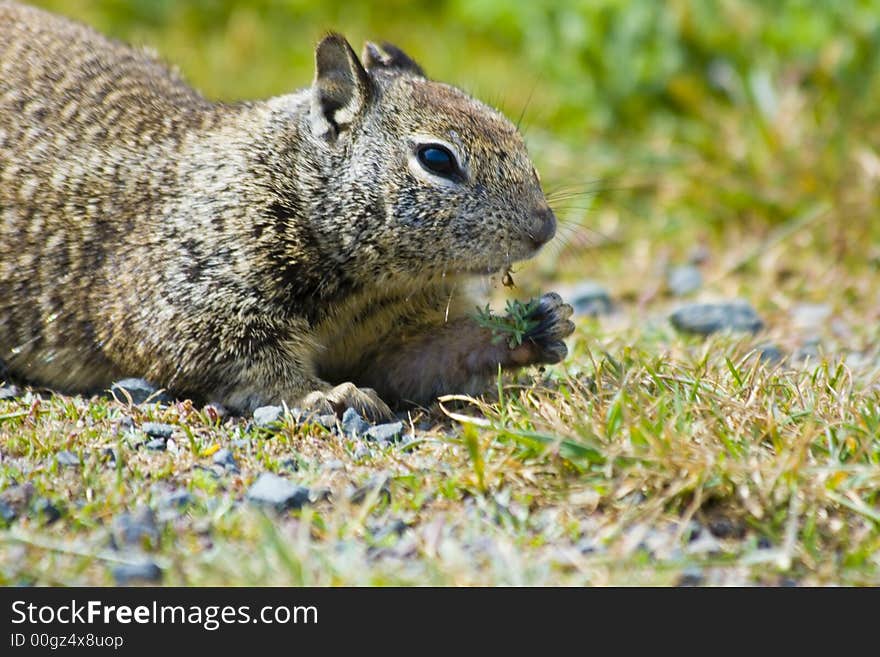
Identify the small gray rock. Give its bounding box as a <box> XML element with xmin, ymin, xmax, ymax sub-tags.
<box><xmin>246</xmin><ymin>473</ymin><xmax>310</xmax><ymax>512</ymax></box>
<box><xmin>0</xmin><ymin>385</ymin><xmax>20</xmax><ymax>400</ymax></box>
<box><xmin>0</xmin><ymin>500</ymin><xmax>17</xmax><ymax>525</ymax></box>
<box><xmin>313</xmin><ymin>414</ymin><xmax>339</xmax><ymax>431</ymax></box>
<box><xmin>567</xmin><ymin>281</ymin><xmax>613</xmax><ymax>316</ymax></box>
<box><xmin>56</xmin><ymin>450</ymin><xmax>80</xmax><ymax>467</ymax></box>
<box><xmin>112</xmin><ymin>508</ymin><xmax>160</xmax><ymax>549</ymax></box>
<box><xmin>159</xmin><ymin>490</ymin><xmax>195</xmax><ymax>510</ymax></box>
<box><xmin>758</xmin><ymin>344</ymin><xmax>784</xmax><ymax>364</ymax></box>
<box><xmin>145</xmin><ymin>438</ymin><xmax>167</xmax><ymax>451</ymax></box>
<box><xmin>33</xmin><ymin>498</ymin><xmax>62</xmax><ymax>524</ymax></box>
<box><xmin>279</xmin><ymin>457</ymin><xmax>299</xmax><ymax>472</ymax></box>
<box><xmin>666</xmin><ymin>265</ymin><xmax>702</xmax><ymax>297</ymax></box>
<box><xmin>141</xmin><ymin>422</ymin><xmax>175</xmax><ymax>439</ymax></box>
<box><xmin>112</xmin><ymin>561</ymin><xmax>162</xmax><ymax>585</ymax></box>
<box><xmin>253</xmin><ymin>405</ymin><xmax>284</xmax><ymax>428</ymax></box>
<box><xmin>350</xmin><ymin>477</ymin><xmax>391</xmax><ymax>505</ymax></box>
<box><xmin>212</xmin><ymin>448</ymin><xmax>238</xmax><ymax>470</ymax></box>
<box><xmin>365</xmin><ymin>421</ymin><xmax>404</xmax><ymax>443</ymax></box>
<box><xmin>676</xmin><ymin>567</ymin><xmax>705</xmax><ymax>586</ymax></box>
<box><xmin>670</xmin><ymin>301</ymin><xmax>764</xmax><ymax>336</ymax></box>
<box><xmin>109</xmin><ymin>378</ymin><xmax>171</xmax><ymax>405</ymax></box>
<box><xmin>341</xmin><ymin>407</ymin><xmax>370</xmax><ymax>437</ymax></box>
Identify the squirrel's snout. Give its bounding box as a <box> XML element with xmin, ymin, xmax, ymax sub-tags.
<box><xmin>528</xmin><ymin>206</ymin><xmax>557</xmax><ymax>248</ymax></box>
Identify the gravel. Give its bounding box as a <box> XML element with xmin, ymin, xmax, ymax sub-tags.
<box><xmin>565</xmin><ymin>280</ymin><xmax>613</xmax><ymax>316</ymax></box>
<box><xmin>145</xmin><ymin>438</ymin><xmax>167</xmax><ymax>451</ymax></box>
<box><xmin>670</xmin><ymin>301</ymin><xmax>764</xmax><ymax>335</ymax></box>
<box><xmin>245</xmin><ymin>473</ymin><xmax>310</xmax><ymax>512</ymax></box>
<box><xmin>312</xmin><ymin>414</ymin><xmax>339</xmax><ymax>431</ymax></box>
<box><xmin>212</xmin><ymin>448</ymin><xmax>238</xmax><ymax>471</ymax></box>
<box><xmin>141</xmin><ymin>422</ymin><xmax>175</xmax><ymax>439</ymax></box>
<box><xmin>758</xmin><ymin>344</ymin><xmax>784</xmax><ymax>364</ymax></box>
<box><xmin>109</xmin><ymin>378</ymin><xmax>171</xmax><ymax>405</ymax></box>
<box><xmin>159</xmin><ymin>490</ymin><xmax>196</xmax><ymax>511</ymax></box>
<box><xmin>364</xmin><ymin>421</ymin><xmax>404</xmax><ymax>443</ymax></box>
<box><xmin>33</xmin><ymin>498</ymin><xmax>62</xmax><ymax>524</ymax></box>
<box><xmin>0</xmin><ymin>385</ymin><xmax>20</xmax><ymax>400</ymax></box>
<box><xmin>111</xmin><ymin>508</ymin><xmax>160</xmax><ymax>550</ymax></box>
<box><xmin>253</xmin><ymin>405</ymin><xmax>284</xmax><ymax>428</ymax></box>
<box><xmin>350</xmin><ymin>477</ymin><xmax>391</xmax><ymax>505</ymax></box>
<box><xmin>341</xmin><ymin>407</ymin><xmax>370</xmax><ymax>437</ymax></box>
<box><xmin>55</xmin><ymin>450</ymin><xmax>80</xmax><ymax>467</ymax></box>
<box><xmin>112</xmin><ymin>562</ymin><xmax>162</xmax><ymax>585</ymax></box>
<box><xmin>0</xmin><ymin>500</ymin><xmax>17</xmax><ymax>525</ymax></box>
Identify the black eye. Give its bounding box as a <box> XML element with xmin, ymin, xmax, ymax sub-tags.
<box><xmin>417</xmin><ymin>145</ymin><xmax>458</xmax><ymax>178</ymax></box>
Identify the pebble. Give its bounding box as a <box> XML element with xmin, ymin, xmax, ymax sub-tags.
<box><xmin>33</xmin><ymin>498</ymin><xmax>62</xmax><ymax>524</ymax></box>
<box><xmin>0</xmin><ymin>385</ymin><xmax>20</xmax><ymax>400</ymax></box>
<box><xmin>670</xmin><ymin>301</ymin><xmax>764</xmax><ymax>336</ymax></box>
<box><xmin>350</xmin><ymin>477</ymin><xmax>391</xmax><ymax>505</ymax></box>
<box><xmin>253</xmin><ymin>405</ymin><xmax>284</xmax><ymax>428</ymax></box>
<box><xmin>112</xmin><ymin>508</ymin><xmax>160</xmax><ymax>550</ymax></box>
<box><xmin>112</xmin><ymin>561</ymin><xmax>162</xmax><ymax>585</ymax></box>
<box><xmin>566</xmin><ymin>280</ymin><xmax>613</xmax><ymax>316</ymax></box>
<box><xmin>159</xmin><ymin>490</ymin><xmax>195</xmax><ymax>511</ymax></box>
<box><xmin>212</xmin><ymin>448</ymin><xmax>238</xmax><ymax>471</ymax></box>
<box><xmin>55</xmin><ymin>450</ymin><xmax>80</xmax><ymax>467</ymax></box>
<box><xmin>1</xmin><ymin>482</ymin><xmax>34</xmax><ymax>510</ymax></box>
<box><xmin>109</xmin><ymin>378</ymin><xmax>171</xmax><ymax>405</ymax></box>
<box><xmin>145</xmin><ymin>438</ymin><xmax>167</xmax><ymax>451</ymax></box>
<box><xmin>707</xmin><ymin>517</ymin><xmax>745</xmax><ymax>539</ymax></box>
<box><xmin>676</xmin><ymin>567</ymin><xmax>705</xmax><ymax>586</ymax></box>
<box><xmin>141</xmin><ymin>422</ymin><xmax>175</xmax><ymax>439</ymax></box>
<box><xmin>353</xmin><ymin>443</ymin><xmax>371</xmax><ymax>460</ymax></box>
<box><xmin>371</xmin><ymin>519</ymin><xmax>408</xmax><ymax>541</ymax></box>
<box><xmin>341</xmin><ymin>407</ymin><xmax>370</xmax><ymax>437</ymax></box>
<box><xmin>279</xmin><ymin>458</ymin><xmax>299</xmax><ymax>472</ymax></box>
<box><xmin>666</xmin><ymin>265</ymin><xmax>702</xmax><ymax>296</ymax></box>
<box><xmin>758</xmin><ymin>344</ymin><xmax>784</xmax><ymax>364</ymax></box>
<box><xmin>364</xmin><ymin>421</ymin><xmax>404</xmax><ymax>443</ymax></box>
<box><xmin>0</xmin><ymin>500</ymin><xmax>16</xmax><ymax>525</ymax></box>
<box><xmin>245</xmin><ymin>473</ymin><xmax>310</xmax><ymax>512</ymax></box>
<box><xmin>312</xmin><ymin>414</ymin><xmax>339</xmax><ymax>431</ymax></box>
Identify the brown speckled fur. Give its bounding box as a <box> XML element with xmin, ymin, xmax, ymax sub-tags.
<box><xmin>0</xmin><ymin>2</ymin><xmax>574</xmax><ymax>419</ymax></box>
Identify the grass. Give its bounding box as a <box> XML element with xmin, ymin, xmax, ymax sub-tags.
<box><xmin>1</xmin><ymin>0</ymin><xmax>879</xmax><ymax>585</ymax></box>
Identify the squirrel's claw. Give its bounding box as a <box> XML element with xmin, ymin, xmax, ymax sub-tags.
<box><xmin>301</xmin><ymin>382</ymin><xmax>394</xmax><ymax>423</ymax></box>
<box><xmin>512</xmin><ymin>292</ymin><xmax>576</xmax><ymax>365</ymax></box>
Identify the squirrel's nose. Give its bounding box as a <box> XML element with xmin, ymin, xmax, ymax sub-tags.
<box><xmin>529</xmin><ymin>206</ymin><xmax>557</xmax><ymax>247</ymax></box>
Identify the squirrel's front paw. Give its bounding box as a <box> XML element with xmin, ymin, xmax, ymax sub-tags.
<box><xmin>300</xmin><ymin>382</ymin><xmax>394</xmax><ymax>423</ymax></box>
<box><xmin>512</xmin><ymin>292</ymin><xmax>575</xmax><ymax>365</ymax></box>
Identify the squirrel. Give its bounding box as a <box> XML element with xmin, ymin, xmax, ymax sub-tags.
<box><xmin>0</xmin><ymin>2</ymin><xmax>575</xmax><ymax>420</ymax></box>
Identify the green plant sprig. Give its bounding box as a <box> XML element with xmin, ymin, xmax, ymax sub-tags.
<box><xmin>473</xmin><ymin>298</ymin><xmax>541</xmax><ymax>349</ymax></box>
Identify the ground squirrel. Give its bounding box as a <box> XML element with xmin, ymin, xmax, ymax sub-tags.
<box><xmin>0</xmin><ymin>2</ymin><xmax>575</xmax><ymax>419</ymax></box>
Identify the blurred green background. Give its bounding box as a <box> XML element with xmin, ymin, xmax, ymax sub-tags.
<box><xmin>26</xmin><ymin>0</ymin><xmax>880</xmax><ymax>279</ymax></box>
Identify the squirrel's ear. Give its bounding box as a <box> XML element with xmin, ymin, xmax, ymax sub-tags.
<box><xmin>362</xmin><ymin>41</ymin><xmax>425</xmax><ymax>77</ymax></box>
<box><xmin>310</xmin><ymin>33</ymin><xmax>373</xmax><ymax>141</ymax></box>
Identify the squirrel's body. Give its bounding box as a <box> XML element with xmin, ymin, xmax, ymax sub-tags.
<box><xmin>0</xmin><ymin>2</ymin><xmax>573</xmax><ymax>417</ymax></box>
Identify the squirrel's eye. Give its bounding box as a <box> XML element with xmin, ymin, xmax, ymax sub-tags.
<box><xmin>417</xmin><ymin>145</ymin><xmax>458</xmax><ymax>178</ymax></box>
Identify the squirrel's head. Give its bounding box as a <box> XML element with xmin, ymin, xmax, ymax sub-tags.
<box><xmin>305</xmin><ymin>34</ymin><xmax>555</xmax><ymax>282</ymax></box>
